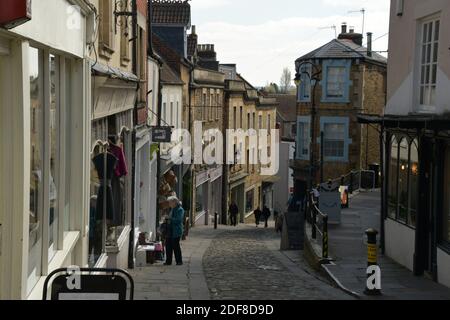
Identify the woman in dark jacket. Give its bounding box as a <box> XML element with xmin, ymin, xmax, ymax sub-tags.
<box><xmin>254</xmin><ymin>207</ymin><xmax>262</xmax><ymax>227</ymax></box>
<box><xmin>164</xmin><ymin>196</ymin><xmax>185</xmax><ymax>266</ymax></box>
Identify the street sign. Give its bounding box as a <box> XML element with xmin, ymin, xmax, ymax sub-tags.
<box><xmin>42</xmin><ymin>268</ymin><xmax>134</xmax><ymax>301</ymax></box>
<box><xmin>152</xmin><ymin>126</ymin><xmax>172</xmax><ymax>143</ymax></box>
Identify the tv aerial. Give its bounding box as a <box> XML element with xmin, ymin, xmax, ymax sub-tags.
<box><xmin>319</xmin><ymin>25</ymin><xmax>337</xmax><ymax>39</ymax></box>
<box><xmin>348</xmin><ymin>8</ymin><xmax>366</xmax><ymax>35</ymax></box>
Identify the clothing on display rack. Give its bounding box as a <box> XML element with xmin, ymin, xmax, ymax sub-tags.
<box><xmin>92</xmin><ymin>152</ymin><xmax>118</xmax><ymax>223</ymax></box>
<box><xmin>108</xmin><ymin>142</ymin><xmax>128</xmax><ymax>227</ymax></box>
<box><xmin>109</xmin><ymin>143</ymin><xmax>128</xmax><ymax>178</ymax></box>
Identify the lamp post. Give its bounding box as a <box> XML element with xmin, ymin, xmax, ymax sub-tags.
<box><xmin>294</xmin><ymin>61</ymin><xmax>322</xmax><ymax>192</ymax></box>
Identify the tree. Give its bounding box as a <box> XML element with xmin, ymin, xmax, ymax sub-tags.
<box><xmin>280</xmin><ymin>67</ymin><xmax>292</xmax><ymax>94</ymax></box>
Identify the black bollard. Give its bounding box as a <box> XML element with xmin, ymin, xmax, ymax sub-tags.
<box><xmin>364</xmin><ymin>228</ymin><xmax>382</xmax><ymax>296</ymax></box>
<box><xmin>214</xmin><ymin>212</ymin><xmax>218</xmax><ymax>230</ymax></box>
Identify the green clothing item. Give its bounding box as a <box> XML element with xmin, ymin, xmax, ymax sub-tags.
<box><xmin>169</xmin><ymin>205</ymin><xmax>185</xmax><ymax>239</ymax></box>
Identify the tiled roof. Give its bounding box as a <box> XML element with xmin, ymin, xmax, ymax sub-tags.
<box><xmin>268</xmin><ymin>94</ymin><xmax>297</xmax><ymax>121</ymax></box>
<box><xmin>160</xmin><ymin>62</ymin><xmax>184</xmax><ymax>85</ymax></box>
<box><xmin>296</xmin><ymin>39</ymin><xmax>387</xmax><ymax>65</ymax></box>
<box><xmin>152</xmin><ymin>33</ymin><xmax>183</xmax><ymax>75</ymax></box>
<box><xmin>152</xmin><ymin>0</ymin><xmax>191</xmax><ymax>26</ymax></box>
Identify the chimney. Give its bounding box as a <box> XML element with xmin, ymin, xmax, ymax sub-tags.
<box><xmin>349</xmin><ymin>27</ymin><xmax>355</xmax><ymax>34</ymax></box>
<box><xmin>341</xmin><ymin>22</ymin><xmax>347</xmax><ymax>34</ymax></box>
<box><xmin>191</xmin><ymin>25</ymin><xmax>196</xmax><ymax>35</ymax></box>
<box><xmin>367</xmin><ymin>32</ymin><xmax>373</xmax><ymax>57</ymax></box>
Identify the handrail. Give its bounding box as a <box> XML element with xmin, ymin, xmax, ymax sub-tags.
<box><xmin>308</xmin><ymin>192</ymin><xmax>329</xmax><ymax>260</ymax></box>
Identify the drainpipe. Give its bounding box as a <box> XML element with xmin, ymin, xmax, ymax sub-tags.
<box><xmin>128</xmin><ymin>0</ymin><xmax>138</xmax><ymax>270</ymax></box>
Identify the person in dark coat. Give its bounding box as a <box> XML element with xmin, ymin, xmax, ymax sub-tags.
<box><xmin>254</xmin><ymin>207</ymin><xmax>262</xmax><ymax>227</ymax></box>
<box><xmin>229</xmin><ymin>202</ymin><xmax>239</xmax><ymax>227</ymax></box>
<box><xmin>262</xmin><ymin>206</ymin><xmax>271</xmax><ymax>228</ymax></box>
<box><xmin>164</xmin><ymin>196</ymin><xmax>185</xmax><ymax>266</ymax></box>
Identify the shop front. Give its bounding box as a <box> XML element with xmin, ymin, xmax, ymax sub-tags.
<box><xmin>0</xmin><ymin>0</ymin><xmax>93</xmax><ymax>299</ymax></box>
<box><xmin>194</xmin><ymin>170</ymin><xmax>209</xmax><ymax>225</ymax></box>
<box><xmin>359</xmin><ymin>115</ymin><xmax>450</xmax><ymax>289</ymax></box>
<box><xmin>208</xmin><ymin>166</ymin><xmax>223</xmax><ymax>224</ymax></box>
<box><xmin>89</xmin><ymin>64</ymin><xmax>138</xmax><ymax>270</ymax></box>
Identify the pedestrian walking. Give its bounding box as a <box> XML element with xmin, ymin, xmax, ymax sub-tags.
<box><xmin>273</xmin><ymin>210</ymin><xmax>279</xmax><ymax>228</ymax></box>
<box><xmin>229</xmin><ymin>202</ymin><xmax>239</xmax><ymax>226</ymax></box>
<box><xmin>254</xmin><ymin>207</ymin><xmax>262</xmax><ymax>227</ymax></box>
<box><xmin>164</xmin><ymin>196</ymin><xmax>185</xmax><ymax>266</ymax></box>
<box><xmin>263</xmin><ymin>205</ymin><xmax>271</xmax><ymax>228</ymax></box>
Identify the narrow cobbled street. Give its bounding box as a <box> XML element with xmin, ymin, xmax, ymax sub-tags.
<box><xmin>203</xmin><ymin>226</ymin><xmax>350</xmax><ymax>300</ymax></box>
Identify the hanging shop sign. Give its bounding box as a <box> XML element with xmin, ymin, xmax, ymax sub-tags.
<box><xmin>0</xmin><ymin>0</ymin><xmax>32</xmax><ymax>29</ymax></box>
<box><xmin>152</xmin><ymin>126</ymin><xmax>172</xmax><ymax>143</ymax></box>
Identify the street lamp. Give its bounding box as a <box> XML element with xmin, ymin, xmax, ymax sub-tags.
<box><xmin>294</xmin><ymin>61</ymin><xmax>322</xmax><ymax>192</ymax></box>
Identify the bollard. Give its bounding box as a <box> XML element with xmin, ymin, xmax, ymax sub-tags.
<box><xmin>214</xmin><ymin>212</ymin><xmax>218</xmax><ymax>230</ymax></box>
<box><xmin>364</xmin><ymin>228</ymin><xmax>382</xmax><ymax>296</ymax></box>
<box><xmin>322</xmin><ymin>215</ymin><xmax>328</xmax><ymax>260</ymax></box>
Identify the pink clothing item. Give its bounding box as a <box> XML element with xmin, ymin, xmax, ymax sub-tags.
<box><xmin>109</xmin><ymin>144</ymin><xmax>128</xmax><ymax>177</ymax></box>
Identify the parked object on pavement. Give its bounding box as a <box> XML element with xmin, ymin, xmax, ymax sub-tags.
<box><xmin>263</xmin><ymin>206</ymin><xmax>271</xmax><ymax>228</ymax></box>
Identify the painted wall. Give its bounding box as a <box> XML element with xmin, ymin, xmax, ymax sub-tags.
<box><xmin>273</xmin><ymin>141</ymin><xmax>295</xmax><ymax>214</ymax></box>
<box><xmin>386</xmin><ymin>0</ymin><xmax>450</xmax><ymax>115</ymax></box>
<box><xmin>148</xmin><ymin>57</ymin><xmax>160</xmax><ymax>127</ymax></box>
<box><xmin>385</xmin><ymin>219</ymin><xmax>416</xmax><ymax>271</ymax></box>
<box><xmin>161</xmin><ymin>84</ymin><xmax>183</xmax><ymax>154</ymax></box>
<box><xmin>437</xmin><ymin>248</ymin><xmax>450</xmax><ymax>288</ymax></box>
<box><xmin>8</xmin><ymin>0</ymin><xmax>86</xmax><ymax>58</ymax></box>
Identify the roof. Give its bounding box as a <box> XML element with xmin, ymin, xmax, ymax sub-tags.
<box><xmin>160</xmin><ymin>61</ymin><xmax>184</xmax><ymax>85</ymax></box>
<box><xmin>357</xmin><ymin>113</ymin><xmax>450</xmax><ymax>130</ymax></box>
<box><xmin>152</xmin><ymin>33</ymin><xmax>184</xmax><ymax>75</ymax></box>
<box><xmin>152</xmin><ymin>0</ymin><xmax>191</xmax><ymax>26</ymax></box>
<box><xmin>296</xmin><ymin>38</ymin><xmax>387</xmax><ymax>65</ymax></box>
<box><xmin>268</xmin><ymin>94</ymin><xmax>297</xmax><ymax>122</ymax></box>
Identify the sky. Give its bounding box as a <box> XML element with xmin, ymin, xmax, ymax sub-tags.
<box><xmin>191</xmin><ymin>0</ymin><xmax>391</xmax><ymax>87</ymax></box>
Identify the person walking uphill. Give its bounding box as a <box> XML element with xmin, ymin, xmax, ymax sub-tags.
<box><xmin>164</xmin><ymin>196</ymin><xmax>185</xmax><ymax>266</ymax></box>
<box><xmin>263</xmin><ymin>206</ymin><xmax>271</xmax><ymax>228</ymax></box>
<box><xmin>229</xmin><ymin>202</ymin><xmax>239</xmax><ymax>227</ymax></box>
<box><xmin>254</xmin><ymin>207</ymin><xmax>263</xmax><ymax>227</ymax></box>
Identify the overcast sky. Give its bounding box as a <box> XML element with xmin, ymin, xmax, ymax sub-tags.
<box><xmin>191</xmin><ymin>0</ymin><xmax>391</xmax><ymax>87</ymax></box>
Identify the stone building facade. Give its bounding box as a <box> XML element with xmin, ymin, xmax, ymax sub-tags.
<box><xmin>291</xmin><ymin>25</ymin><xmax>387</xmax><ymax>200</ymax></box>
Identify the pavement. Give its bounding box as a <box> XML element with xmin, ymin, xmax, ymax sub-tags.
<box><xmin>131</xmin><ymin>223</ymin><xmax>351</xmax><ymax>300</ymax></box>
<box><xmin>324</xmin><ymin>190</ymin><xmax>450</xmax><ymax>300</ymax></box>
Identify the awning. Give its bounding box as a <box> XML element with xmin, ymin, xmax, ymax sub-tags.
<box><xmin>91</xmin><ymin>60</ymin><xmax>139</xmax><ymax>82</ymax></box>
<box><xmin>357</xmin><ymin>113</ymin><xmax>450</xmax><ymax>130</ymax></box>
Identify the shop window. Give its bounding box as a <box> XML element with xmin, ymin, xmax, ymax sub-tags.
<box><xmin>388</xmin><ymin>137</ymin><xmax>399</xmax><ymax>219</ymax></box>
<box><xmin>408</xmin><ymin>139</ymin><xmax>419</xmax><ymax>227</ymax></box>
<box><xmin>398</xmin><ymin>138</ymin><xmax>409</xmax><ymax>222</ymax></box>
<box><xmin>28</xmin><ymin>48</ymin><xmax>72</xmax><ymax>294</ymax></box>
<box><xmin>443</xmin><ymin>145</ymin><xmax>450</xmax><ymax>243</ymax></box>
<box><xmin>246</xmin><ymin>189</ymin><xmax>255</xmax><ymax>213</ymax></box>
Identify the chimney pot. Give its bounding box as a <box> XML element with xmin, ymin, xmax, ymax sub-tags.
<box><xmin>192</xmin><ymin>25</ymin><xmax>196</xmax><ymax>35</ymax></box>
<box><xmin>367</xmin><ymin>32</ymin><xmax>373</xmax><ymax>57</ymax></box>
<box><xmin>341</xmin><ymin>23</ymin><xmax>347</xmax><ymax>34</ymax></box>
<box><xmin>349</xmin><ymin>27</ymin><xmax>354</xmax><ymax>33</ymax></box>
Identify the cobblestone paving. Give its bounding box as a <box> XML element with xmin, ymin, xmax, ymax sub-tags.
<box><xmin>203</xmin><ymin>226</ymin><xmax>351</xmax><ymax>300</ymax></box>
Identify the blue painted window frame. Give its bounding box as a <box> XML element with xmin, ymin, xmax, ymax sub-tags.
<box><xmin>296</xmin><ymin>116</ymin><xmax>310</xmax><ymax>160</ymax></box>
<box><xmin>319</xmin><ymin>117</ymin><xmax>352</xmax><ymax>162</ymax></box>
<box><xmin>298</xmin><ymin>65</ymin><xmax>312</xmax><ymax>102</ymax></box>
<box><xmin>321</xmin><ymin>59</ymin><xmax>352</xmax><ymax>103</ymax></box>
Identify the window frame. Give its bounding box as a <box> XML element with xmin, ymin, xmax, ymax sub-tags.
<box><xmin>296</xmin><ymin>117</ymin><xmax>310</xmax><ymax>160</ymax></box>
<box><xmin>321</xmin><ymin>59</ymin><xmax>352</xmax><ymax>103</ymax></box>
<box><xmin>418</xmin><ymin>17</ymin><xmax>440</xmax><ymax>109</ymax></box>
<box><xmin>298</xmin><ymin>64</ymin><xmax>312</xmax><ymax>102</ymax></box>
<box><xmin>319</xmin><ymin>117</ymin><xmax>352</xmax><ymax>162</ymax></box>
<box><xmin>27</xmin><ymin>48</ymin><xmax>73</xmax><ymax>295</ymax></box>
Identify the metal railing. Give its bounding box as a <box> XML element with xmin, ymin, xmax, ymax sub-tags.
<box><xmin>307</xmin><ymin>192</ymin><xmax>329</xmax><ymax>260</ymax></box>
<box><xmin>322</xmin><ymin>169</ymin><xmax>376</xmax><ymax>194</ymax></box>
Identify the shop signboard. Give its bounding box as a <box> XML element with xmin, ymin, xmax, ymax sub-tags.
<box><xmin>152</xmin><ymin>126</ymin><xmax>172</xmax><ymax>143</ymax></box>
<box><xmin>0</xmin><ymin>0</ymin><xmax>32</xmax><ymax>29</ymax></box>
<box><xmin>42</xmin><ymin>268</ymin><xmax>134</xmax><ymax>301</ymax></box>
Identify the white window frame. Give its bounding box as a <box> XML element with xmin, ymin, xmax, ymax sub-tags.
<box><xmin>27</xmin><ymin>48</ymin><xmax>73</xmax><ymax>295</ymax></box>
<box><xmin>418</xmin><ymin>16</ymin><xmax>440</xmax><ymax>109</ymax></box>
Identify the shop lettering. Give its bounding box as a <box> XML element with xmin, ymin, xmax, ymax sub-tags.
<box><xmin>176</xmin><ymin>305</ymin><xmax>210</xmax><ymax>318</ymax></box>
